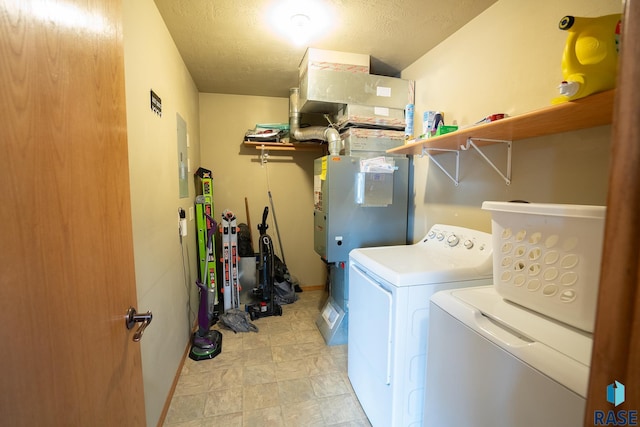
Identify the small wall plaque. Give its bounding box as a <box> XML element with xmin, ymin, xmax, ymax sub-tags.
<box><xmin>150</xmin><ymin>89</ymin><xmax>162</xmax><ymax>117</ymax></box>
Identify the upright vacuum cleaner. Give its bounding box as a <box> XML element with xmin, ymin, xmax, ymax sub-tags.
<box><xmin>246</xmin><ymin>207</ymin><xmax>283</xmax><ymax>320</ymax></box>
<box><xmin>189</xmin><ymin>212</ymin><xmax>222</xmax><ymax>361</ymax></box>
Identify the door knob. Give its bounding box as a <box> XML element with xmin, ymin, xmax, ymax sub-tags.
<box><xmin>125</xmin><ymin>307</ymin><xmax>153</xmax><ymax>342</ymax></box>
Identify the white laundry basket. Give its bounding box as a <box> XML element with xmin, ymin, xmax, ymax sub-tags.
<box><xmin>482</xmin><ymin>201</ymin><xmax>606</xmax><ymax>332</ymax></box>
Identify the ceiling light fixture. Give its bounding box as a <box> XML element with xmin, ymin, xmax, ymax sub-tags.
<box><xmin>291</xmin><ymin>13</ymin><xmax>311</xmax><ymax>27</ymax></box>
<box><xmin>289</xmin><ymin>13</ymin><xmax>312</xmax><ymax>46</ymax></box>
<box><xmin>268</xmin><ymin>0</ymin><xmax>333</xmax><ymax>47</ymax></box>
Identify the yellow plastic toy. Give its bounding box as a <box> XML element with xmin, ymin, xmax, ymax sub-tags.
<box><xmin>552</xmin><ymin>14</ymin><xmax>621</xmax><ymax>104</ymax></box>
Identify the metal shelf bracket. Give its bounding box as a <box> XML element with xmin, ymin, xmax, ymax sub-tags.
<box><xmin>420</xmin><ymin>146</ymin><xmax>460</xmax><ymax>186</ymax></box>
<box><xmin>463</xmin><ymin>138</ymin><xmax>512</xmax><ymax>185</ymax></box>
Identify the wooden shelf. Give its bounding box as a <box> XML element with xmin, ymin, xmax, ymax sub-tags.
<box><xmin>243</xmin><ymin>141</ymin><xmax>325</xmax><ymax>152</ymax></box>
<box><xmin>388</xmin><ymin>89</ymin><xmax>616</xmax><ymax>156</ymax></box>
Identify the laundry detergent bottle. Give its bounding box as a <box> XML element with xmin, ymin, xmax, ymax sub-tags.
<box><xmin>552</xmin><ymin>14</ymin><xmax>621</xmax><ymax>104</ymax></box>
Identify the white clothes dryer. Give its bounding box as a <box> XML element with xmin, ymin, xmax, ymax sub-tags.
<box><xmin>348</xmin><ymin>224</ymin><xmax>494</xmax><ymax>427</ymax></box>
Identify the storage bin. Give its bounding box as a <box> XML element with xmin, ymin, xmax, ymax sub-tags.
<box><xmin>482</xmin><ymin>201</ymin><xmax>606</xmax><ymax>332</ymax></box>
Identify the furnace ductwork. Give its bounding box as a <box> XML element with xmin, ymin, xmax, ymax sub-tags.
<box><xmin>289</xmin><ymin>87</ymin><xmax>341</xmax><ymax>155</ymax></box>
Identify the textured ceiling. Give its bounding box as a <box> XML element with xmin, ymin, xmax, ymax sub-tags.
<box><xmin>153</xmin><ymin>0</ymin><xmax>497</xmax><ymax>97</ymax></box>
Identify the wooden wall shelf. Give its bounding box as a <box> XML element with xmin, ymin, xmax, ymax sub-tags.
<box><xmin>243</xmin><ymin>141</ymin><xmax>325</xmax><ymax>152</ymax></box>
<box><xmin>387</xmin><ymin>90</ymin><xmax>615</xmax><ymax>156</ymax></box>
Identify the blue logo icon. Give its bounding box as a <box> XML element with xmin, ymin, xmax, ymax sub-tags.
<box><xmin>608</xmin><ymin>381</ymin><xmax>626</xmax><ymax>407</ymax></box>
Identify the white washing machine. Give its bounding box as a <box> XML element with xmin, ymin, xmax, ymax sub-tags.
<box><xmin>348</xmin><ymin>224</ymin><xmax>494</xmax><ymax>427</ymax></box>
<box><xmin>425</xmin><ymin>286</ymin><xmax>592</xmax><ymax>427</ymax></box>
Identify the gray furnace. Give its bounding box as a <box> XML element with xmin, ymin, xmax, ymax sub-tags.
<box><xmin>314</xmin><ymin>154</ymin><xmax>409</xmax><ymax>345</ymax></box>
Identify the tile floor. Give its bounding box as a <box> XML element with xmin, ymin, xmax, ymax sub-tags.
<box><xmin>163</xmin><ymin>290</ymin><xmax>372</xmax><ymax>427</ymax></box>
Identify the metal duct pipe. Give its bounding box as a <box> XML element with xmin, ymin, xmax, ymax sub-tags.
<box><xmin>289</xmin><ymin>87</ymin><xmax>301</xmax><ymax>132</ymax></box>
<box><xmin>289</xmin><ymin>88</ymin><xmax>342</xmax><ymax>155</ymax></box>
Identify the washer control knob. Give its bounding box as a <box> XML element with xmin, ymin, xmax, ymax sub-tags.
<box><xmin>464</xmin><ymin>240</ymin><xmax>474</xmax><ymax>249</ymax></box>
<box><xmin>436</xmin><ymin>233</ymin><xmax>445</xmax><ymax>241</ymax></box>
<box><xmin>446</xmin><ymin>234</ymin><xmax>459</xmax><ymax>247</ymax></box>
<box><xmin>428</xmin><ymin>231</ymin><xmax>436</xmax><ymax>239</ymax></box>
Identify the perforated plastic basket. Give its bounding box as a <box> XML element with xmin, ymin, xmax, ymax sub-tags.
<box><xmin>482</xmin><ymin>201</ymin><xmax>606</xmax><ymax>332</ymax></box>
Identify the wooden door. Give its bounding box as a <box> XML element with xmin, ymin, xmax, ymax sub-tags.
<box><xmin>585</xmin><ymin>0</ymin><xmax>640</xmax><ymax>422</ymax></box>
<box><xmin>0</xmin><ymin>0</ymin><xmax>146</xmax><ymax>425</ymax></box>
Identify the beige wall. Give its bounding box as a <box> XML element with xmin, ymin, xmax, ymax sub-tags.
<box><xmin>199</xmin><ymin>94</ymin><xmax>326</xmax><ymax>288</ymax></box>
<box><xmin>402</xmin><ymin>0</ymin><xmax>621</xmax><ymax>240</ymax></box>
<box><xmin>122</xmin><ymin>0</ymin><xmax>201</xmax><ymax>425</ymax></box>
